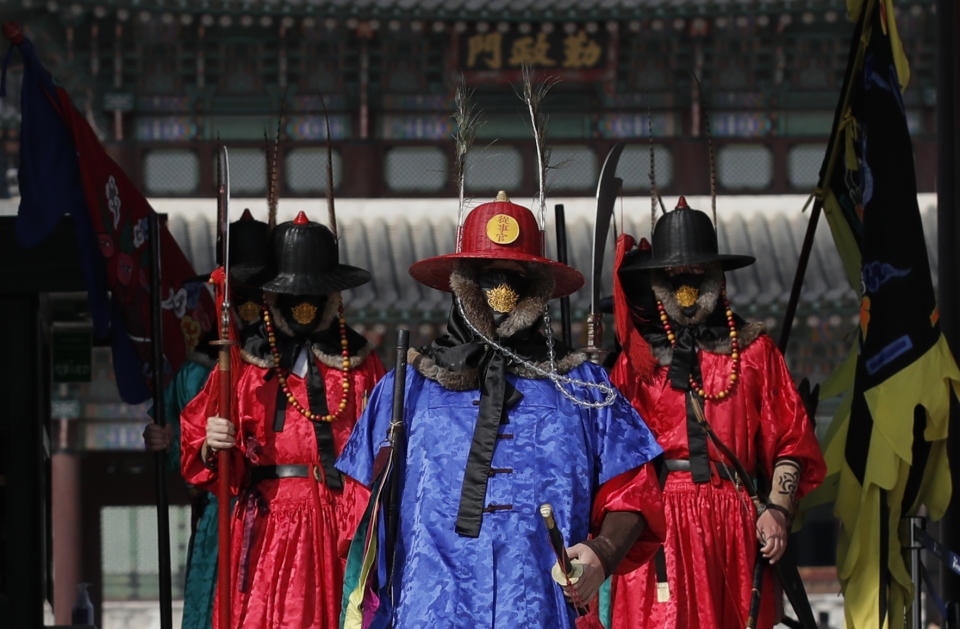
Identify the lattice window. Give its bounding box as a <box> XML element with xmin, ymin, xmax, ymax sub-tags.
<box><xmin>143</xmin><ymin>149</ymin><xmax>199</xmax><ymax>195</ymax></box>
<box><xmin>717</xmin><ymin>144</ymin><xmax>773</xmax><ymax>190</ymax></box>
<box><xmin>548</xmin><ymin>145</ymin><xmax>598</xmax><ymax>192</ymax></box>
<box><xmin>285</xmin><ymin>148</ymin><xmax>342</xmax><ymax>194</ymax></box>
<box><xmin>465</xmin><ymin>145</ymin><xmax>524</xmax><ymax>194</ymax></box>
<box><xmin>617</xmin><ymin>144</ymin><xmax>674</xmax><ymax>191</ymax></box>
<box><xmin>385</xmin><ymin>146</ymin><xmax>447</xmax><ymax>193</ymax></box>
<box><xmin>788</xmin><ymin>143</ymin><xmax>826</xmax><ymax>190</ymax></box>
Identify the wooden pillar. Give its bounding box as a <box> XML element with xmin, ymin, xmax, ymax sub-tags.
<box><xmin>51</xmin><ymin>443</ymin><xmax>83</xmax><ymax>624</ymax></box>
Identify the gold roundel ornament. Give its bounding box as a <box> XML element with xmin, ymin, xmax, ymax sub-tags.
<box><xmin>236</xmin><ymin>301</ymin><xmax>262</xmax><ymax>323</ymax></box>
<box><xmin>486</xmin><ymin>214</ymin><xmax>520</xmax><ymax>245</ymax></box>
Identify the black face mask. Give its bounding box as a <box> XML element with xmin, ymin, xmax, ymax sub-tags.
<box><xmin>276</xmin><ymin>294</ymin><xmax>329</xmax><ymax>338</ymax></box>
<box><xmin>477</xmin><ymin>270</ymin><xmax>526</xmax><ymax>328</ymax></box>
<box><xmin>666</xmin><ymin>272</ymin><xmax>705</xmax><ymax>318</ymax></box>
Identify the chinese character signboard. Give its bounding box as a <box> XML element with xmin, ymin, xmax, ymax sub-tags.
<box><xmin>457</xmin><ymin>27</ymin><xmax>615</xmax><ymax>82</ymax></box>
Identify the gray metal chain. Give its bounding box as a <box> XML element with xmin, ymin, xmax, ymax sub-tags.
<box><xmin>454</xmin><ymin>298</ymin><xmax>618</xmax><ymax>409</ymax></box>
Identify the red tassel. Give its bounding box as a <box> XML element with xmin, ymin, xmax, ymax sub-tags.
<box><xmin>613</xmin><ymin>234</ymin><xmax>658</xmax><ymax>381</ymax></box>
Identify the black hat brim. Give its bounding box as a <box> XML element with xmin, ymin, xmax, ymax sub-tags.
<box><xmin>261</xmin><ymin>263</ymin><xmax>371</xmax><ymax>296</ymax></box>
<box><xmin>619</xmin><ymin>252</ymin><xmax>755</xmax><ymax>275</ymax></box>
<box><xmin>231</xmin><ymin>264</ymin><xmax>275</xmax><ymax>288</ymax></box>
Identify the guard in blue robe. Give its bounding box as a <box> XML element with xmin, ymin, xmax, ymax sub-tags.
<box><xmin>336</xmin><ymin>193</ymin><xmax>666</xmax><ymax>628</ymax></box>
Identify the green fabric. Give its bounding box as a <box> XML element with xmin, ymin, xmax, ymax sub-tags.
<box><xmin>598</xmin><ymin>577</ymin><xmax>611</xmax><ymax>628</ymax></box>
<box><xmin>151</xmin><ymin>359</ymin><xmax>218</xmax><ymax>629</ymax></box>
<box><xmin>182</xmin><ymin>496</ymin><xmax>220</xmax><ymax>629</ymax></box>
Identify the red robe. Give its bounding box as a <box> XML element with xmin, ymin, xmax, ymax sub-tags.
<box><xmin>608</xmin><ymin>334</ymin><xmax>825</xmax><ymax>629</ymax></box>
<box><xmin>181</xmin><ymin>349</ymin><xmax>385</xmax><ymax>629</ymax></box>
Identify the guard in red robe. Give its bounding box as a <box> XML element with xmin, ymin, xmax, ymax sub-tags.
<box><xmin>607</xmin><ymin>198</ymin><xmax>826</xmax><ymax>629</ymax></box>
<box><xmin>181</xmin><ymin>212</ymin><xmax>385</xmax><ymax>629</ymax></box>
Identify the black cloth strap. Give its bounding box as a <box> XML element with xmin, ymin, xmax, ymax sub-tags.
<box><xmin>454</xmin><ymin>351</ymin><xmax>522</xmax><ymax>537</ymax></box>
<box><xmin>303</xmin><ymin>347</ymin><xmax>343</xmax><ymax>490</ymax></box>
<box><xmin>420</xmin><ymin>299</ymin><xmax>555</xmax><ymax>538</ymax></box>
<box><xmin>664</xmin><ymin>324</ymin><xmax>712</xmax><ymax>483</ymax></box>
<box><xmin>653</xmin><ymin>458</ymin><xmax>670</xmax><ymax>598</ymax></box>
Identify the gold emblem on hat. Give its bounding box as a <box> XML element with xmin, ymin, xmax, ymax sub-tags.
<box><xmin>485</xmin><ymin>283</ymin><xmax>520</xmax><ymax>313</ymax></box>
<box><xmin>291</xmin><ymin>302</ymin><xmax>318</xmax><ymax>325</ymax></box>
<box><xmin>237</xmin><ymin>301</ymin><xmax>261</xmax><ymax>323</ymax></box>
<box><xmin>486</xmin><ymin>214</ymin><xmax>520</xmax><ymax>245</ymax></box>
<box><xmin>675</xmin><ymin>285</ymin><xmax>700</xmax><ymax>308</ymax></box>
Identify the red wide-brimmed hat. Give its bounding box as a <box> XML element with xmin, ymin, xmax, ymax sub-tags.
<box><xmin>409</xmin><ymin>191</ymin><xmax>584</xmax><ymax>298</ymax></box>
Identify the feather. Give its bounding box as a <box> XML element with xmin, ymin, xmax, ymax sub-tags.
<box><xmin>648</xmin><ymin>106</ymin><xmax>667</xmax><ymax>235</ymax></box>
<box><xmin>518</xmin><ymin>65</ymin><xmax>556</xmax><ymax>234</ymax></box>
<box><xmin>691</xmin><ymin>72</ymin><xmax>718</xmax><ymax>224</ymax></box>
<box><xmin>266</xmin><ymin>102</ymin><xmax>284</xmax><ymax>230</ymax></box>
<box><xmin>319</xmin><ymin>95</ymin><xmax>337</xmax><ymax>238</ymax></box>
<box><xmin>452</xmin><ymin>74</ymin><xmax>480</xmax><ymax>251</ymax></box>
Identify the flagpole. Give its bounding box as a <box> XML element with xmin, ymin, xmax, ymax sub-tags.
<box><xmin>776</xmin><ymin>1</ymin><xmax>873</xmax><ymax>354</ymax></box>
<box><xmin>936</xmin><ymin>0</ymin><xmax>960</xmax><ymax>610</ymax></box>
<box><xmin>148</xmin><ymin>211</ymin><xmax>174</xmax><ymax>629</ymax></box>
<box><xmin>777</xmin><ymin>198</ymin><xmax>822</xmax><ymax>354</ymax></box>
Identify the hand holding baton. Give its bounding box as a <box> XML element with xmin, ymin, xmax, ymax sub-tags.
<box><xmin>540</xmin><ymin>503</ymin><xmax>588</xmax><ymax>616</ymax></box>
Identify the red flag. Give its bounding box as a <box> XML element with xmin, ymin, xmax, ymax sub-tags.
<box><xmin>56</xmin><ymin>88</ymin><xmax>215</xmax><ymax>395</ymax></box>
<box><xmin>6</xmin><ymin>26</ymin><xmax>214</xmax><ymax>400</ymax></box>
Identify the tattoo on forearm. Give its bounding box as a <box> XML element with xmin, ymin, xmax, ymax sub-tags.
<box><xmin>776</xmin><ymin>468</ymin><xmax>799</xmax><ymax>497</ymax></box>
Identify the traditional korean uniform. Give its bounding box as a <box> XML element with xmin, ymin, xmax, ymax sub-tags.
<box><xmin>181</xmin><ymin>212</ymin><xmax>385</xmax><ymax>629</ymax></box>
<box><xmin>337</xmin><ymin>193</ymin><xmax>665</xmax><ymax>629</ymax></box>
<box><xmin>607</xmin><ymin>198</ymin><xmax>826</xmax><ymax>629</ymax></box>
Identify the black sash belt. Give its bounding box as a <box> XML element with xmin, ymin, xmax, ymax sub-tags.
<box><xmin>250</xmin><ymin>464</ymin><xmax>319</xmax><ymax>484</ymax></box>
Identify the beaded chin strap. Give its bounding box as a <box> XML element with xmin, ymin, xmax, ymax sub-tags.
<box><xmin>261</xmin><ymin>299</ymin><xmax>353</xmax><ymax>423</ymax></box>
<box><xmin>454</xmin><ymin>297</ymin><xmax>617</xmax><ymax>409</ymax></box>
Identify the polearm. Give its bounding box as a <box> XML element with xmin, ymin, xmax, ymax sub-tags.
<box><xmin>385</xmin><ymin>329</ymin><xmax>410</xmax><ymax>607</ymax></box>
<box><xmin>213</xmin><ymin>145</ymin><xmax>233</xmax><ymax>629</ymax></box>
<box><xmin>777</xmin><ymin>0</ymin><xmax>870</xmax><ymax>355</ymax></box>
<box><xmin>148</xmin><ymin>211</ymin><xmax>173</xmax><ymax>629</ymax></box>
<box><xmin>554</xmin><ymin>204</ymin><xmax>572</xmax><ymax>347</ymax></box>
<box><xmin>586</xmin><ymin>142</ymin><xmax>625</xmax><ymax>363</ymax></box>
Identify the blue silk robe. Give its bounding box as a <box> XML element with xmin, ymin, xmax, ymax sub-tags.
<box><xmin>336</xmin><ymin>361</ymin><xmax>663</xmax><ymax>628</ymax></box>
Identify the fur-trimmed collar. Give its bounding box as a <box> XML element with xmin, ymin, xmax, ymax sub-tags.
<box><xmin>650</xmin><ymin>267</ymin><xmax>723</xmax><ymax>327</ymax></box>
<box><xmin>239</xmin><ymin>292</ymin><xmax>374</xmax><ymax>371</ymax></box>
<box><xmin>407</xmin><ymin>346</ymin><xmax>587</xmax><ymax>391</ymax></box>
<box><xmin>648</xmin><ymin>321</ymin><xmax>766</xmax><ymax>366</ymax></box>
<box><xmin>264</xmin><ymin>291</ymin><xmax>341</xmax><ymax>336</ymax></box>
<box><xmin>644</xmin><ymin>265</ymin><xmax>765</xmax><ymax>365</ymax></box>
<box><xmin>448</xmin><ymin>263</ymin><xmax>554</xmax><ymax>339</ymax></box>
<box><xmin>408</xmin><ymin>261</ymin><xmax>586</xmax><ymax>390</ymax></box>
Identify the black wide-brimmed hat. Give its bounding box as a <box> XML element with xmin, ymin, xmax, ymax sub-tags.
<box><xmin>618</xmin><ymin>197</ymin><xmax>754</xmax><ymax>275</ymax></box>
<box><xmin>261</xmin><ymin>211</ymin><xmax>371</xmax><ymax>296</ymax></box>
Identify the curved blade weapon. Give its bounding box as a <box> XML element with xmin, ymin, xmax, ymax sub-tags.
<box><xmin>214</xmin><ymin>145</ymin><xmax>233</xmax><ymax>629</ymax></box>
<box><xmin>585</xmin><ymin>142</ymin><xmax>624</xmax><ymax>363</ymax></box>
